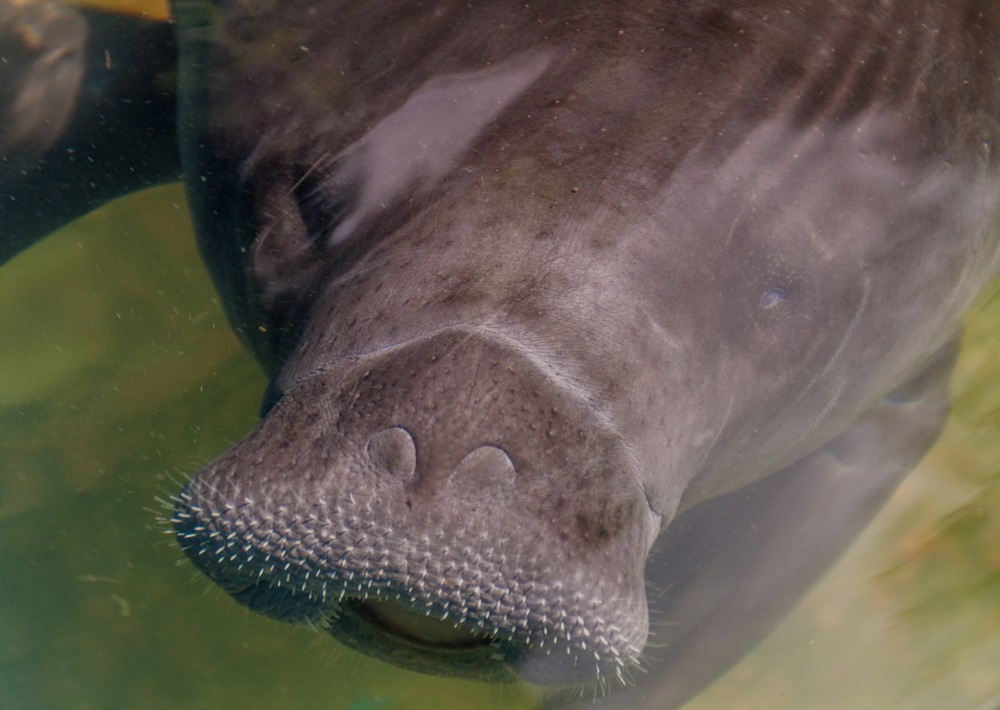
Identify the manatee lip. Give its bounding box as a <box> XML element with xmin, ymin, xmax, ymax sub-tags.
<box><xmin>207</xmin><ymin>573</ymin><xmax>504</xmax><ymax>664</ymax></box>
<box><xmin>321</xmin><ymin>595</ymin><xmax>517</xmax><ymax>682</ymax></box>
<box><xmin>350</xmin><ymin>599</ymin><xmax>494</xmax><ymax>649</ymax></box>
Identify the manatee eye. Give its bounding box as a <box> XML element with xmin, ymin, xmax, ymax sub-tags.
<box><xmin>759</xmin><ymin>288</ymin><xmax>785</xmax><ymax>309</ymax></box>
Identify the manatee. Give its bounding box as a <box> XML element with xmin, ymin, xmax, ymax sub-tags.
<box><xmin>2</xmin><ymin>0</ymin><xmax>998</xmax><ymax>707</ymax></box>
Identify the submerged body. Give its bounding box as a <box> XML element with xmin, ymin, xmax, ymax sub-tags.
<box><xmin>2</xmin><ymin>1</ymin><xmax>999</xmax><ymax>707</ymax></box>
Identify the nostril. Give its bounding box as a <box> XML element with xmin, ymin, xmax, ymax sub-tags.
<box><xmin>452</xmin><ymin>445</ymin><xmax>516</xmax><ymax>488</ymax></box>
<box><xmin>366</xmin><ymin>426</ymin><xmax>417</xmax><ymax>480</ymax></box>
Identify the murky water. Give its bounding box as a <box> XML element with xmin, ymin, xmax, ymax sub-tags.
<box><xmin>1</xmin><ymin>185</ymin><xmax>997</xmax><ymax>709</ymax></box>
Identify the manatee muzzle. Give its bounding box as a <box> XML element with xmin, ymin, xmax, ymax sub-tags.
<box><xmin>173</xmin><ymin>328</ymin><xmax>653</xmax><ymax>687</ymax></box>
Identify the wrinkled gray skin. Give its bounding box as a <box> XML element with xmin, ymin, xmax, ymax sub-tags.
<box><xmin>2</xmin><ymin>0</ymin><xmax>1000</xmax><ymax>707</ymax></box>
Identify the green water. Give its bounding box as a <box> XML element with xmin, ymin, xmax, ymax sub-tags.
<box><xmin>0</xmin><ymin>184</ymin><xmax>997</xmax><ymax>709</ymax></box>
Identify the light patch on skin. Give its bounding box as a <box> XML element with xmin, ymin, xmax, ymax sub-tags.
<box><xmin>323</xmin><ymin>52</ymin><xmax>553</xmax><ymax>246</ymax></box>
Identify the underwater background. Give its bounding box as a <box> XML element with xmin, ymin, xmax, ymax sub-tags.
<box><xmin>2</xmin><ymin>3</ymin><xmax>1000</xmax><ymax>706</ymax></box>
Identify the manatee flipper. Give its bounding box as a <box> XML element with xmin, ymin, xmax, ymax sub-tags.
<box><xmin>0</xmin><ymin>1</ymin><xmax>179</xmax><ymax>265</ymax></box>
<box><xmin>546</xmin><ymin>338</ymin><xmax>958</xmax><ymax>710</ymax></box>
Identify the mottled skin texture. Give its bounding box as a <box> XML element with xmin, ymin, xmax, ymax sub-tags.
<box><xmin>1</xmin><ymin>0</ymin><xmax>999</xmax><ymax>707</ymax></box>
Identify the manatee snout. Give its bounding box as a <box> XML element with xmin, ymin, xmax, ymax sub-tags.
<box><xmin>173</xmin><ymin>328</ymin><xmax>655</xmax><ymax>686</ymax></box>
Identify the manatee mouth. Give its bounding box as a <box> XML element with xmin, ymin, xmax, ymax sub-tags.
<box><xmin>192</xmin><ymin>561</ymin><xmax>497</xmax><ymax>648</ymax></box>
<box><xmin>334</xmin><ymin>599</ymin><xmax>511</xmax><ymax>680</ymax></box>
<box><xmin>173</xmin><ymin>534</ymin><xmax>523</xmax><ymax>679</ymax></box>
<box><xmin>356</xmin><ymin>600</ymin><xmax>492</xmax><ymax>649</ymax></box>
<box><xmin>208</xmin><ymin>568</ymin><xmax>506</xmax><ymax>675</ymax></box>
<box><xmin>172</xmin><ymin>328</ymin><xmax>653</xmax><ymax>688</ymax></box>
